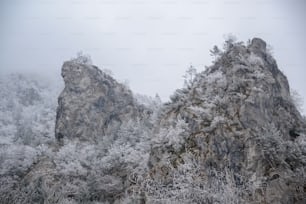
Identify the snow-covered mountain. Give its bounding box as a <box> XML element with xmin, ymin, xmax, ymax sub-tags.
<box><xmin>0</xmin><ymin>38</ymin><xmax>305</xmax><ymax>204</ymax></box>
<box><xmin>147</xmin><ymin>38</ymin><xmax>306</xmax><ymax>203</ymax></box>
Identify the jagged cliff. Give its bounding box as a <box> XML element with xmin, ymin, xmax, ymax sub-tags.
<box><xmin>0</xmin><ymin>62</ymin><xmax>154</xmax><ymax>204</ymax></box>
<box><xmin>147</xmin><ymin>38</ymin><xmax>306</xmax><ymax>203</ymax></box>
<box><xmin>55</xmin><ymin>61</ymin><xmax>151</xmax><ymax>143</ymax></box>
<box><xmin>0</xmin><ymin>38</ymin><xmax>305</xmax><ymax>204</ymax></box>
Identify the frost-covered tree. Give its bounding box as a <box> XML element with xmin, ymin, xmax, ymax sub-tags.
<box><xmin>223</xmin><ymin>33</ymin><xmax>237</xmax><ymax>51</ymax></box>
<box><xmin>210</xmin><ymin>45</ymin><xmax>222</xmax><ymax>62</ymax></box>
<box><xmin>102</xmin><ymin>68</ymin><xmax>113</xmax><ymax>76</ymax></box>
<box><xmin>71</xmin><ymin>51</ymin><xmax>92</xmax><ymax>65</ymax></box>
<box><xmin>0</xmin><ymin>74</ymin><xmax>60</xmax><ymax>146</ymax></box>
<box><xmin>290</xmin><ymin>89</ymin><xmax>304</xmax><ymax>113</ymax></box>
<box><xmin>183</xmin><ymin>64</ymin><xmax>197</xmax><ymax>88</ymax></box>
<box><xmin>134</xmin><ymin>93</ymin><xmax>162</xmax><ymax>111</ymax></box>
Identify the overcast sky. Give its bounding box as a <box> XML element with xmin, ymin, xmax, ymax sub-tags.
<box><xmin>0</xmin><ymin>0</ymin><xmax>305</xmax><ymax>113</ymax></box>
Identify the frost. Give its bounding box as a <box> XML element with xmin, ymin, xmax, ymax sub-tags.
<box><xmin>1</xmin><ymin>38</ymin><xmax>305</xmax><ymax>203</ymax></box>
<box><xmin>188</xmin><ymin>105</ymin><xmax>212</xmax><ymax>117</ymax></box>
<box><xmin>248</xmin><ymin>52</ymin><xmax>264</xmax><ymax>66</ymax></box>
<box><xmin>152</xmin><ymin>118</ymin><xmax>189</xmax><ymax>151</ymax></box>
<box><xmin>0</xmin><ymin>145</ymin><xmax>40</xmax><ymax>175</ymax></box>
<box><xmin>205</xmin><ymin>70</ymin><xmax>224</xmax><ymax>83</ymax></box>
<box><xmin>0</xmin><ymin>74</ymin><xmax>61</xmax><ymax>146</ymax></box>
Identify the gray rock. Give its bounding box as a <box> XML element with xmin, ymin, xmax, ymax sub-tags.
<box><xmin>250</xmin><ymin>37</ymin><xmax>267</xmax><ymax>52</ymax></box>
<box><xmin>148</xmin><ymin>38</ymin><xmax>306</xmax><ymax>203</ymax></box>
<box><xmin>55</xmin><ymin>61</ymin><xmax>149</xmax><ymax>143</ymax></box>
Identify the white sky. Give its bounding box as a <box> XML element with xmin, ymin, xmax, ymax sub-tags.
<box><xmin>0</xmin><ymin>0</ymin><xmax>305</xmax><ymax>113</ymax></box>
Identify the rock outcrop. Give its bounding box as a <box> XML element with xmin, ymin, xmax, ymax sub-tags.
<box><xmin>1</xmin><ymin>64</ymin><xmax>154</xmax><ymax>204</ymax></box>
<box><xmin>148</xmin><ymin>38</ymin><xmax>306</xmax><ymax>203</ymax></box>
<box><xmin>53</xmin><ymin>38</ymin><xmax>306</xmax><ymax>203</ymax></box>
<box><xmin>55</xmin><ymin>61</ymin><xmax>150</xmax><ymax>143</ymax></box>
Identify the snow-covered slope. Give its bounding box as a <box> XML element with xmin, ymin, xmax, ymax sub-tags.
<box><xmin>0</xmin><ymin>73</ymin><xmax>62</xmax><ymax>203</ymax></box>
<box><xmin>0</xmin><ymin>73</ymin><xmax>60</xmax><ymax>146</ymax></box>
<box><xmin>0</xmin><ymin>65</ymin><xmax>155</xmax><ymax>204</ymax></box>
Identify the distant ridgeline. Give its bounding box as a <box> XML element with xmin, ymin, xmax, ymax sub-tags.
<box><xmin>0</xmin><ymin>38</ymin><xmax>305</xmax><ymax>204</ymax></box>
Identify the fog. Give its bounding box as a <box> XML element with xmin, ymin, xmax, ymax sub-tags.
<box><xmin>0</xmin><ymin>0</ymin><xmax>305</xmax><ymax>113</ymax></box>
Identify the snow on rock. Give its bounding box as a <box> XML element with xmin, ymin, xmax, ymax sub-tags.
<box><xmin>55</xmin><ymin>61</ymin><xmax>151</xmax><ymax>143</ymax></box>
<box><xmin>148</xmin><ymin>38</ymin><xmax>306</xmax><ymax>203</ymax></box>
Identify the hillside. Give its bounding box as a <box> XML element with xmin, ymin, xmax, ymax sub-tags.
<box><xmin>0</xmin><ymin>38</ymin><xmax>305</xmax><ymax>204</ymax></box>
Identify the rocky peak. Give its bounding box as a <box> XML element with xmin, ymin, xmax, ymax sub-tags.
<box><xmin>55</xmin><ymin>61</ymin><xmax>150</xmax><ymax>143</ymax></box>
<box><xmin>148</xmin><ymin>38</ymin><xmax>306</xmax><ymax>203</ymax></box>
<box><xmin>250</xmin><ymin>37</ymin><xmax>267</xmax><ymax>53</ymax></box>
<box><xmin>61</xmin><ymin>61</ymin><xmax>114</xmax><ymax>92</ymax></box>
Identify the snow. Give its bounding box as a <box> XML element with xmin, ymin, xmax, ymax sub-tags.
<box><xmin>1</xmin><ymin>39</ymin><xmax>305</xmax><ymax>203</ymax></box>
<box><xmin>248</xmin><ymin>52</ymin><xmax>264</xmax><ymax>66</ymax></box>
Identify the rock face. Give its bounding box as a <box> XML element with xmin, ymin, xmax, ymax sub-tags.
<box><xmin>0</xmin><ymin>64</ymin><xmax>153</xmax><ymax>204</ymax></box>
<box><xmin>53</xmin><ymin>38</ymin><xmax>305</xmax><ymax>203</ymax></box>
<box><xmin>55</xmin><ymin>61</ymin><xmax>149</xmax><ymax>143</ymax></box>
<box><xmin>148</xmin><ymin>38</ymin><xmax>306</xmax><ymax>203</ymax></box>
